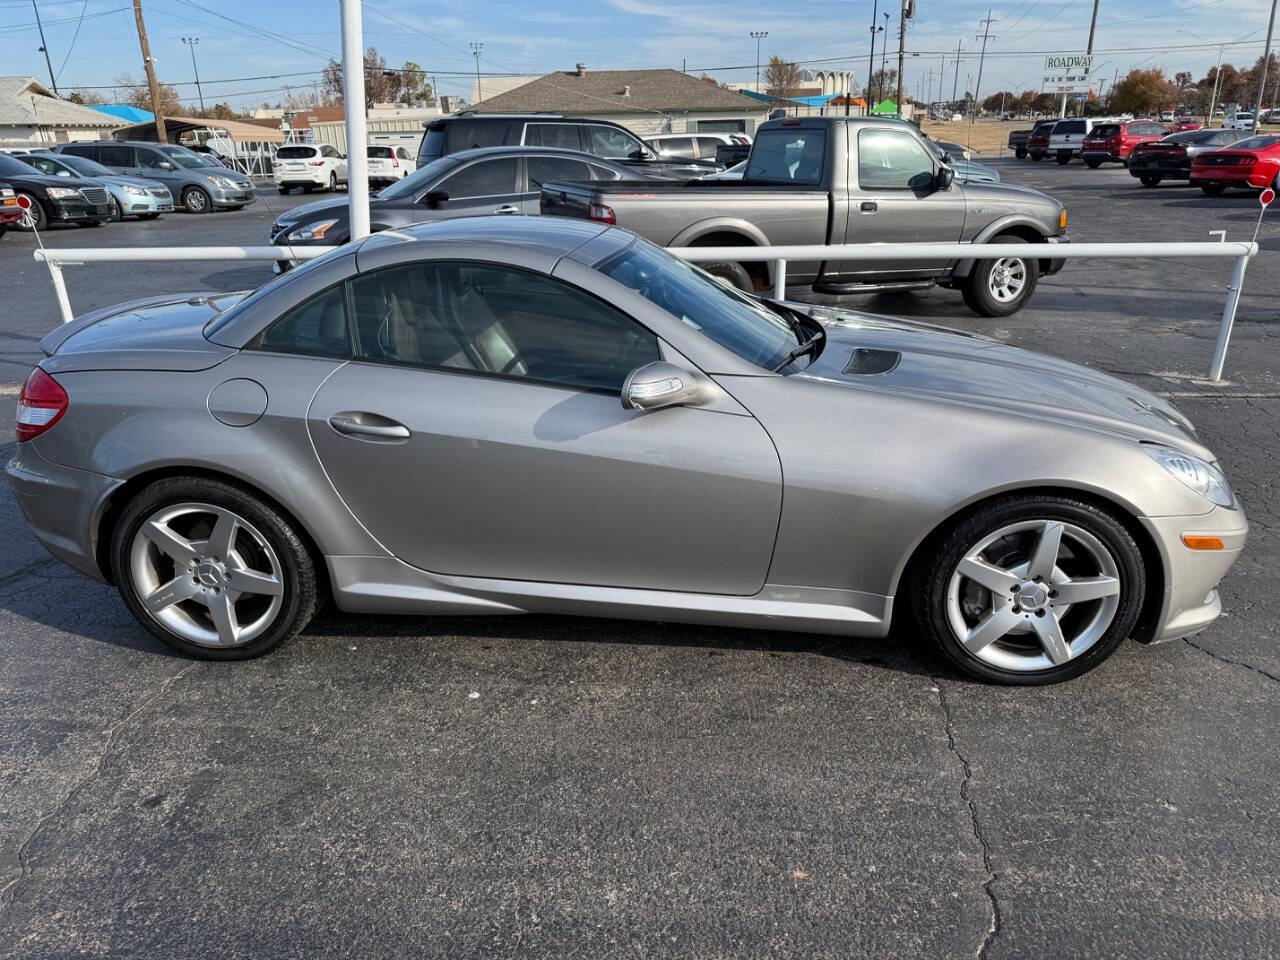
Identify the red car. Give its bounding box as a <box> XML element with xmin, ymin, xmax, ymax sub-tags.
<box><xmin>1080</xmin><ymin>119</ymin><xmax>1170</xmax><ymax>167</ymax></box>
<box><xmin>1190</xmin><ymin>134</ymin><xmax>1280</xmax><ymax>195</ymax></box>
<box><xmin>1026</xmin><ymin>123</ymin><xmax>1053</xmax><ymax>161</ymax></box>
<box><xmin>1172</xmin><ymin>119</ymin><xmax>1204</xmax><ymax>132</ymax></box>
<box><xmin>0</xmin><ymin>184</ymin><xmax>22</xmax><ymax>238</ymax></box>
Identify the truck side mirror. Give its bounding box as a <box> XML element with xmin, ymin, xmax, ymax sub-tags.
<box><xmin>935</xmin><ymin>165</ymin><xmax>956</xmax><ymax>191</ymax></box>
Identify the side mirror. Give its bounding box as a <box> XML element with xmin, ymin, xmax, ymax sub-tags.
<box><xmin>935</xmin><ymin>165</ymin><xmax>956</xmax><ymax>191</ymax></box>
<box><xmin>424</xmin><ymin>189</ymin><xmax>449</xmax><ymax>208</ymax></box>
<box><xmin>158</xmin><ymin>161</ymin><xmax>174</xmax><ymax>170</ymax></box>
<box><xmin>56</xmin><ymin>169</ymin><xmax>72</xmax><ymax>177</ymax></box>
<box><xmin>621</xmin><ymin>361</ymin><xmax>706</xmax><ymax>412</ymax></box>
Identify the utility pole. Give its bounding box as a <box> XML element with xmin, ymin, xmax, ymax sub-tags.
<box><xmin>951</xmin><ymin>39</ymin><xmax>962</xmax><ymax>108</ymax></box>
<box><xmin>880</xmin><ymin>11</ymin><xmax>890</xmax><ymax>100</ymax></box>
<box><xmin>31</xmin><ymin>0</ymin><xmax>58</xmax><ymax>95</ymax></box>
<box><xmin>751</xmin><ymin>31</ymin><xmax>768</xmax><ymax>96</ymax></box>
<box><xmin>182</xmin><ymin>37</ymin><xmax>205</xmax><ymax>113</ymax></box>
<box><xmin>973</xmin><ymin>11</ymin><xmax>995</xmax><ymax>120</ymax></box>
<box><xmin>1084</xmin><ymin>0</ymin><xmax>1100</xmax><ymax>118</ymax></box>
<box><xmin>470</xmin><ymin>41</ymin><xmax>483</xmax><ymax>104</ymax></box>
<box><xmin>131</xmin><ymin>0</ymin><xmax>166</xmax><ymax>140</ymax></box>
<box><xmin>340</xmin><ymin>0</ymin><xmax>369</xmax><ymax>240</ymax></box>
<box><xmin>1253</xmin><ymin>0</ymin><xmax>1278</xmax><ymax>130</ymax></box>
<box><xmin>867</xmin><ymin>0</ymin><xmax>880</xmax><ymax>116</ymax></box>
<box><xmin>896</xmin><ymin>0</ymin><xmax>914</xmax><ymax>112</ymax></box>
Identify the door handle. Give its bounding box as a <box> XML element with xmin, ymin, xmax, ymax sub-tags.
<box><xmin>494</xmin><ymin>204</ymin><xmax>520</xmax><ymax>215</ymax></box>
<box><xmin>328</xmin><ymin>415</ymin><xmax>410</xmax><ymax>440</ymax></box>
<box><xmin>860</xmin><ymin>201</ymin><xmax>878</xmax><ymax>213</ymax></box>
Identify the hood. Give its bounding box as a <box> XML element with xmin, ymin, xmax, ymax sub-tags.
<box><xmin>39</xmin><ymin>292</ymin><xmax>245</xmax><ymax>373</ymax></box>
<box><xmin>951</xmin><ymin>160</ymin><xmax>1000</xmax><ymax>183</ymax></box>
<box><xmin>789</xmin><ymin>305</ymin><xmax>1210</xmax><ymax>457</ymax></box>
<box><xmin>276</xmin><ymin>196</ymin><xmax>348</xmax><ymax>226</ymax></box>
<box><xmin>100</xmin><ymin>174</ymin><xmax>167</xmax><ymax>191</ymax></box>
<box><xmin>8</xmin><ymin>170</ymin><xmax>100</xmax><ymax>190</ymax></box>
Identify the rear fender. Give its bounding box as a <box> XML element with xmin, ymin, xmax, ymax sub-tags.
<box><xmin>667</xmin><ymin>218</ymin><xmax>773</xmax><ymax>283</ymax></box>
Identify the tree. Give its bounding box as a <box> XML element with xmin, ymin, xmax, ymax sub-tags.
<box><xmin>868</xmin><ymin>68</ymin><xmax>898</xmax><ymax>102</ymax></box>
<box><xmin>1174</xmin><ymin>70</ymin><xmax>1193</xmax><ymax>89</ymax></box>
<box><xmin>1031</xmin><ymin>92</ymin><xmax>1058</xmax><ymax>114</ymax></box>
<box><xmin>982</xmin><ymin>90</ymin><xmax>1012</xmax><ymax>112</ymax></box>
<box><xmin>114</xmin><ymin>72</ymin><xmax>184</xmax><ymax>116</ymax></box>
<box><xmin>324</xmin><ymin>49</ymin><xmax>435</xmax><ymax>105</ymax></box>
<box><xmin>763</xmin><ymin>56</ymin><xmax>802</xmax><ymax>100</ymax></box>
<box><xmin>399</xmin><ymin>60</ymin><xmax>434</xmax><ymax>105</ymax></box>
<box><xmin>1109</xmin><ymin>68</ymin><xmax>1177</xmax><ymax>115</ymax></box>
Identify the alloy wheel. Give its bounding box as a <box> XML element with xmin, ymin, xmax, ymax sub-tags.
<box><xmin>987</xmin><ymin>257</ymin><xmax>1027</xmax><ymax>303</ymax></box>
<box><xmin>129</xmin><ymin>501</ymin><xmax>284</xmax><ymax>648</ymax></box>
<box><xmin>945</xmin><ymin>519</ymin><xmax>1122</xmax><ymax>672</ymax></box>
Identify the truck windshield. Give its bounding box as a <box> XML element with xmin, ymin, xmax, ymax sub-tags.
<box><xmin>744</xmin><ymin>129</ymin><xmax>826</xmax><ymax>184</ymax></box>
<box><xmin>596</xmin><ymin>239</ymin><xmax>799</xmax><ymax>371</ymax></box>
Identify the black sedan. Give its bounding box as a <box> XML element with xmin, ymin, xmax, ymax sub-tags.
<box><xmin>0</xmin><ymin>152</ymin><xmax>111</xmax><ymax>229</ymax></box>
<box><xmin>1127</xmin><ymin>129</ymin><xmax>1252</xmax><ymax>186</ymax></box>
<box><xmin>269</xmin><ymin>146</ymin><xmax>661</xmax><ymax>256</ymax></box>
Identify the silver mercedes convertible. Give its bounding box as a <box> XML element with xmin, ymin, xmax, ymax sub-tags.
<box><xmin>8</xmin><ymin>217</ymin><xmax>1246</xmax><ymax>684</ymax></box>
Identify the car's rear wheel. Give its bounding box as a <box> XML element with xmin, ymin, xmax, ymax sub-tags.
<box><xmin>1201</xmin><ymin>184</ymin><xmax>1227</xmax><ymax>196</ymax></box>
<box><xmin>112</xmin><ymin>477</ymin><xmax>319</xmax><ymax>660</ymax></box>
<box><xmin>1139</xmin><ymin>174</ymin><xmax>1162</xmax><ymax>187</ymax></box>
<box><xmin>181</xmin><ymin>186</ymin><xmax>211</xmax><ymax>213</ymax></box>
<box><xmin>278</xmin><ymin>184</ymin><xmax>292</xmax><ymax>195</ymax></box>
<box><xmin>328</xmin><ymin>171</ymin><xmax>338</xmax><ymax>191</ymax></box>
<box><xmin>1085</xmin><ymin>158</ymin><xmax>1102</xmax><ymax>169</ymax></box>
<box><xmin>1015</xmin><ymin>147</ymin><xmax>1027</xmax><ymax>159</ymax></box>
<box><xmin>961</xmin><ymin>235</ymin><xmax>1038</xmax><ymax>317</ymax></box>
<box><xmin>913</xmin><ymin>495</ymin><xmax>1144</xmax><ymax>685</ymax></box>
<box><xmin>1056</xmin><ymin>151</ymin><xmax>1072</xmax><ymax>165</ymax></box>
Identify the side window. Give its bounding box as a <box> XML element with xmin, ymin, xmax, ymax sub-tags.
<box><xmin>25</xmin><ymin>156</ymin><xmax>61</xmax><ymax>175</ymax></box>
<box><xmin>696</xmin><ymin>136</ymin><xmax>725</xmax><ymax>157</ymax></box>
<box><xmin>61</xmin><ymin>144</ymin><xmax>94</xmax><ymax>159</ymax></box>
<box><xmin>137</xmin><ymin>148</ymin><xmax>169</xmax><ymax>170</ymax></box>
<box><xmin>349</xmin><ymin>262</ymin><xmax>661</xmax><ymax>391</ymax></box>
<box><xmin>445</xmin><ymin>119</ymin><xmax>510</xmax><ymax>152</ymax></box>
<box><xmin>588</xmin><ymin>162</ymin><xmax>624</xmax><ymax>181</ymax></box>
<box><xmin>656</xmin><ymin>137</ymin><xmax>694</xmax><ymax>158</ymax></box>
<box><xmin>527</xmin><ymin>156</ymin><xmax>592</xmax><ymax>189</ymax></box>
<box><xmin>586</xmin><ymin>125</ymin><xmax>643</xmax><ymax>159</ymax></box>
<box><xmin>745</xmin><ymin>129</ymin><xmax>826</xmax><ymax>184</ymax></box>
<box><xmin>254</xmin><ymin>285</ymin><xmax>350</xmax><ymax>358</ymax></box>
<box><xmin>436</xmin><ymin>158</ymin><xmax>518</xmax><ymax>198</ymax></box>
<box><xmin>100</xmin><ymin>145</ymin><xmax>135</xmax><ymax>166</ymax></box>
<box><xmin>857</xmin><ymin>129</ymin><xmax>935</xmax><ymax>190</ymax></box>
<box><xmin>527</xmin><ymin>123</ymin><xmax>582</xmax><ymax>150</ymax></box>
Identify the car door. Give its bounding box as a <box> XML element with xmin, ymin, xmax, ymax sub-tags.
<box><xmin>426</xmin><ymin>157</ymin><xmax>523</xmax><ymax>216</ymax></box>
<box><xmin>843</xmin><ymin>126</ymin><xmax>966</xmax><ymax>277</ymax></box>
<box><xmin>305</xmin><ymin>259</ymin><xmax>783</xmax><ymax>594</ymax></box>
<box><xmin>525</xmin><ymin>155</ymin><xmax>593</xmax><ymax>214</ymax></box>
<box><xmin>135</xmin><ymin>146</ymin><xmax>179</xmax><ymax>191</ymax></box>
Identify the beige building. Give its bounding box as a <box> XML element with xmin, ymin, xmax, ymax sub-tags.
<box><xmin>0</xmin><ymin>77</ymin><xmax>122</xmax><ymax>145</ymax></box>
<box><xmin>471</xmin><ymin>66</ymin><xmax>771</xmax><ymax>137</ymax></box>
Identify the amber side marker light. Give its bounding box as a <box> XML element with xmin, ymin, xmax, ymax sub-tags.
<box><xmin>1182</xmin><ymin>535</ymin><xmax>1225</xmax><ymax>550</ymax></box>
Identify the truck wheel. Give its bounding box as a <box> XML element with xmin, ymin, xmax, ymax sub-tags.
<box><xmin>701</xmin><ymin>260</ymin><xmax>754</xmax><ymax>293</ymax></box>
<box><xmin>1015</xmin><ymin>147</ymin><xmax>1028</xmax><ymax>159</ymax></box>
<box><xmin>1139</xmin><ymin>174</ymin><xmax>1162</xmax><ymax>187</ymax></box>
<box><xmin>1056</xmin><ymin>151</ymin><xmax>1072</xmax><ymax>165</ymax></box>
<box><xmin>1084</xmin><ymin>158</ymin><xmax>1102</xmax><ymax>169</ymax></box>
<box><xmin>962</xmin><ymin>236</ymin><xmax>1039</xmax><ymax>318</ymax></box>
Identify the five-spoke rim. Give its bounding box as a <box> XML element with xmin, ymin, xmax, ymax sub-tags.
<box><xmin>129</xmin><ymin>502</ymin><xmax>284</xmax><ymax>648</ymax></box>
<box><xmin>945</xmin><ymin>519</ymin><xmax>1122</xmax><ymax>672</ymax></box>
<box><xmin>988</xmin><ymin>256</ymin><xmax>1027</xmax><ymax>302</ymax></box>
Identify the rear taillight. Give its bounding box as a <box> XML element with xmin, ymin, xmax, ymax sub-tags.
<box><xmin>309</xmin><ymin>160</ymin><xmax>324</xmax><ymax>167</ymax></box>
<box><xmin>588</xmin><ymin>203</ymin><xmax>616</xmax><ymax>225</ymax></box>
<box><xmin>16</xmin><ymin>368</ymin><xmax>68</xmax><ymax>442</ymax></box>
<box><xmin>392</xmin><ymin>157</ymin><xmax>399</xmax><ymax>167</ymax></box>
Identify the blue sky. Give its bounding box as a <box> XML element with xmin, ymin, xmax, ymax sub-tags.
<box><xmin>1</xmin><ymin>0</ymin><xmax>1276</xmax><ymax>110</ymax></box>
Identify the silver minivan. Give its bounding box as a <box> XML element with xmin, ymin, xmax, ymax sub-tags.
<box><xmin>56</xmin><ymin>141</ymin><xmax>256</xmax><ymax>213</ymax></box>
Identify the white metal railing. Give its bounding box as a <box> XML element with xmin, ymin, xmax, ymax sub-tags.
<box><xmin>33</xmin><ymin>239</ymin><xmax>1258</xmax><ymax>382</ymax></box>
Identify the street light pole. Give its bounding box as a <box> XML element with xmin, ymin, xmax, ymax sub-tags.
<box><xmin>750</xmin><ymin>31</ymin><xmax>768</xmax><ymax>96</ymax></box>
<box><xmin>182</xmin><ymin>37</ymin><xmax>205</xmax><ymax>113</ymax></box>
<box><xmin>867</xmin><ymin>0</ymin><xmax>879</xmax><ymax>116</ymax></box>
<box><xmin>339</xmin><ymin>0</ymin><xmax>369</xmax><ymax>240</ymax></box>
<box><xmin>470</xmin><ymin>41</ymin><xmax>484</xmax><ymax>104</ymax></box>
<box><xmin>880</xmin><ymin>11</ymin><xmax>890</xmax><ymax>101</ymax></box>
<box><xmin>31</xmin><ymin>0</ymin><xmax>58</xmax><ymax>95</ymax></box>
<box><xmin>1252</xmin><ymin>0</ymin><xmax>1278</xmax><ymax>130</ymax></box>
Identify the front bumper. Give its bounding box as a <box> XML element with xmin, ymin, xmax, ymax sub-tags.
<box><xmin>1139</xmin><ymin>505</ymin><xmax>1248</xmax><ymax>643</ymax></box>
<box><xmin>1041</xmin><ymin>235</ymin><xmax>1069</xmax><ymax>276</ymax></box>
<box><xmin>114</xmin><ymin>188</ymin><xmax>173</xmax><ymax>215</ymax></box>
<box><xmin>7</xmin><ymin>442</ymin><xmax>122</xmax><ymax>584</ymax></box>
<box><xmin>50</xmin><ymin>198</ymin><xmax>111</xmax><ymax>223</ymax></box>
<box><xmin>209</xmin><ymin>184</ymin><xmax>256</xmax><ymax>207</ymax></box>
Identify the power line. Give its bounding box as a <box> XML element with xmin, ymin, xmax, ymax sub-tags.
<box><xmin>54</xmin><ymin>0</ymin><xmax>90</xmax><ymax>82</ymax></box>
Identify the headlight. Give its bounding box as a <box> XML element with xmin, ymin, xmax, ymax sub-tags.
<box><xmin>206</xmin><ymin>175</ymin><xmax>236</xmax><ymax>188</ymax></box>
<box><xmin>123</xmin><ymin>185</ymin><xmax>149</xmax><ymax>196</ymax></box>
<box><xmin>287</xmin><ymin>218</ymin><xmax>339</xmax><ymax>242</ymax></box>
<box><xmin>45</xmin><ymin>186</ymin><xmax>80</xmax><ymax>199</ymax></box>
<box><xmin>1147</xmin><ymin>447</ymin><xmax>1235</xmax><ymax>507</ymax></box>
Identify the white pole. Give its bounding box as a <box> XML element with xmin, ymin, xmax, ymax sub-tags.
<box><xmin>46</xmin><ymin>262</ymin><xmax>75</xmax><ymax>325</ymax></box>
<box><xmin>340</xmin><ymin>0</ymin><xmax>370</xmax><ymax>241</ymax></box>
<box><xmin>1209</xmin><ymin>253</ymin><xmax>1251</xmax><ymax>382</ymax></box>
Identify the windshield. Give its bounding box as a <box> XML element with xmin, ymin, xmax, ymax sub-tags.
<box><xmin>56</xmin><ymin>154</ymin><xmax>114</xmax><ymax>177</ymax></box>
<box><xmin>377</xmin><ymin>155</ymin><xmax>460</xmax><ymax>200</ymax></box>
<box><xmin>596</xmin><ymin>239</ymin><xmax>800</xmax><ymax>371</ymax></box>
<box><xmin>276</xmin><ymin>146</ymin><xmax>318</xmax><ymax>159</ymax></box>
<box><xmin>368</xmin><ymin>146</ymin><xmax>394</xmax><ymax>158</ymax></box>
<box><xmin>160</xmin><ymin>147</ymin><xmax>220</xmax><ymax>169</ymax></box>
<box><xmin>1233</xmin><ymin>135</ymin><xmax>1279</xmax><ymax>150</ymax></box>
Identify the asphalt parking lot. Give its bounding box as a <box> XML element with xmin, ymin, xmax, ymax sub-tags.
<box><xmin>1</xmin><ymin>162</ymin><xmax>1277</xmax><ymax>959</ymax></box>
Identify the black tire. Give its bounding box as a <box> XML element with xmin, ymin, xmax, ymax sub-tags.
<box><xmin>1201</xmin><ymin>184</ymin><xmax>1227</xmax><ymax>196</ymax></box>
<box><xmin>911</xmin><ymin>494</ymin><xmax>1145</xmax><ymax>685</ymax></box>
<box><xmin>302</xmin><ymin>184</ymin><xmax>314</xmax><ymax>194</ymax></box>
<box><xmin>181</xmin><ymin>185</ymin><xmax>212</xmax><ymax>214</ymax></box>
<box><xmin>1085</xmin><ymin>158</ymin><xmax>1102</xmax><ymax>169</ymax></box>
<box><xmin>700</xmin><ymin>259</ymin><xmax>754</xmax><ymax>293</ymax></box>
<box><xmin>79</xmin><ymin>220</ymin><xmax>105</xmax><ymax>227</ymax></box>
<box><xmin>1139</xmin><ymin>174</ymin><xmax>1162</xmax><ymax>187</ymax></box>
<box><xmin>961</xmin><ymin>235</ymin><xmax>1039</xmax><ymax>318</ymax></box>
<box><xmin>1015</xmin><ymin>146</ymin><xmax>1028</xmax><ymax>159</ymax></box>
<box><xmin>108</xmin><ymin>197</ymin><xmax>123</xmax><ymax>222</ymax></box>
<box><xmin>1056</xmin><ymin>151</ymin><xmax>1072</xmax><ymax>165</ymax></box>
<box><xmin>1030</xmin><ymin>152</ymin><xmax>1045</xmax><ymax>161</ymax></box>
<box><xmin>278</xmin><ymin>184</ymin><xmax>292</xmax><ymax>195</ymax></box>
<box><xmin>111</xmin><ymin>476</ymin><xmax>319</xmax><ymax>661</ymax></box>
<box><xmin>0</xmin><ymin>224</ymin><xmax>6</xmax><ymax>238</ymax></box>
<box><xmin>328</xmin><ymin>171</ymin><xmax>338</xmax><ymax>192</ymax></box>
<box><xmin>17</xmin><ymin>193</ymin><xmax>45</xmax><ymax>231</ymax></box>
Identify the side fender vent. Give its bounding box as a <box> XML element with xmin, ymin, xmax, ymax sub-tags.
<box><xmin>843</xmin><ymin>347</ymin><xmax>901</xmax><ymax>376</ymax></box>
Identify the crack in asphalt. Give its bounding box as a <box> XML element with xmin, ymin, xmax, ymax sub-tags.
<box><xmin>0</xmin><ymin>661</ymin><xmax>201</xmax><ymax>924</ymax></box>
<box><xmin>932</xmin><ymin>680</ymin><xmax>1003</xmax><ymax>960</ymax></box>
<box><xmin>1183</xmin><ymin>637</ymin><xmax>1280</xmax><ymax>684</ymax></box>
<box><xmin>0</xmin><ymin>558</ymin><xmax>60</xmax><ymax>589</ymax></box>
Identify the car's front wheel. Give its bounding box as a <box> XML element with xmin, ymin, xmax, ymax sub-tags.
<box><xmin>1015</xmin><ymin>147</ymin><xmax>1027</xmax><ymax>159</ymax></box>
<box><xmin>1139</xmin><ymin>174</ymin><xmax>1162</xmax><ymax>187</ymax></box>
<box><xmin>182</xmin><ymin>186</ymin><xmax>212</xmax><ymax>213</ymax></box>
<box><xmin>961</xmin><ymin>236</ymin><xmax>1038</xmax><ymax>317</ymax></box>
<box><xmin>913</xmin><ymin>495</ymin><xmax>1144</xmax><ymax>684</ymax></box>
<box><xmin>112</xmin><ymin>477</ymin><xmax>319</xmax><ymax>660</ymax></box>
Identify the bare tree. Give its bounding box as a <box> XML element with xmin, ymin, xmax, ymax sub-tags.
<box><xmin>763</xmin><ymin>56</ymin><xmax>803</xmax><ymax>100</ymax></box>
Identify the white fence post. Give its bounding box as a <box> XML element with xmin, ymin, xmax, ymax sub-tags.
<box><xmin>773</xmin><ymin>258</ymin><xmax>787</xmax><ymax>300</ymax></box>
<box><xmin>45</xmin><ymin>260</ymin><xmax>75</xmax><ymax>326</ymax></box>
<box><xmin>1208</xmin><ymin>252</ymin><xmax>1251</xmax><ymax>383</ymax></box>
